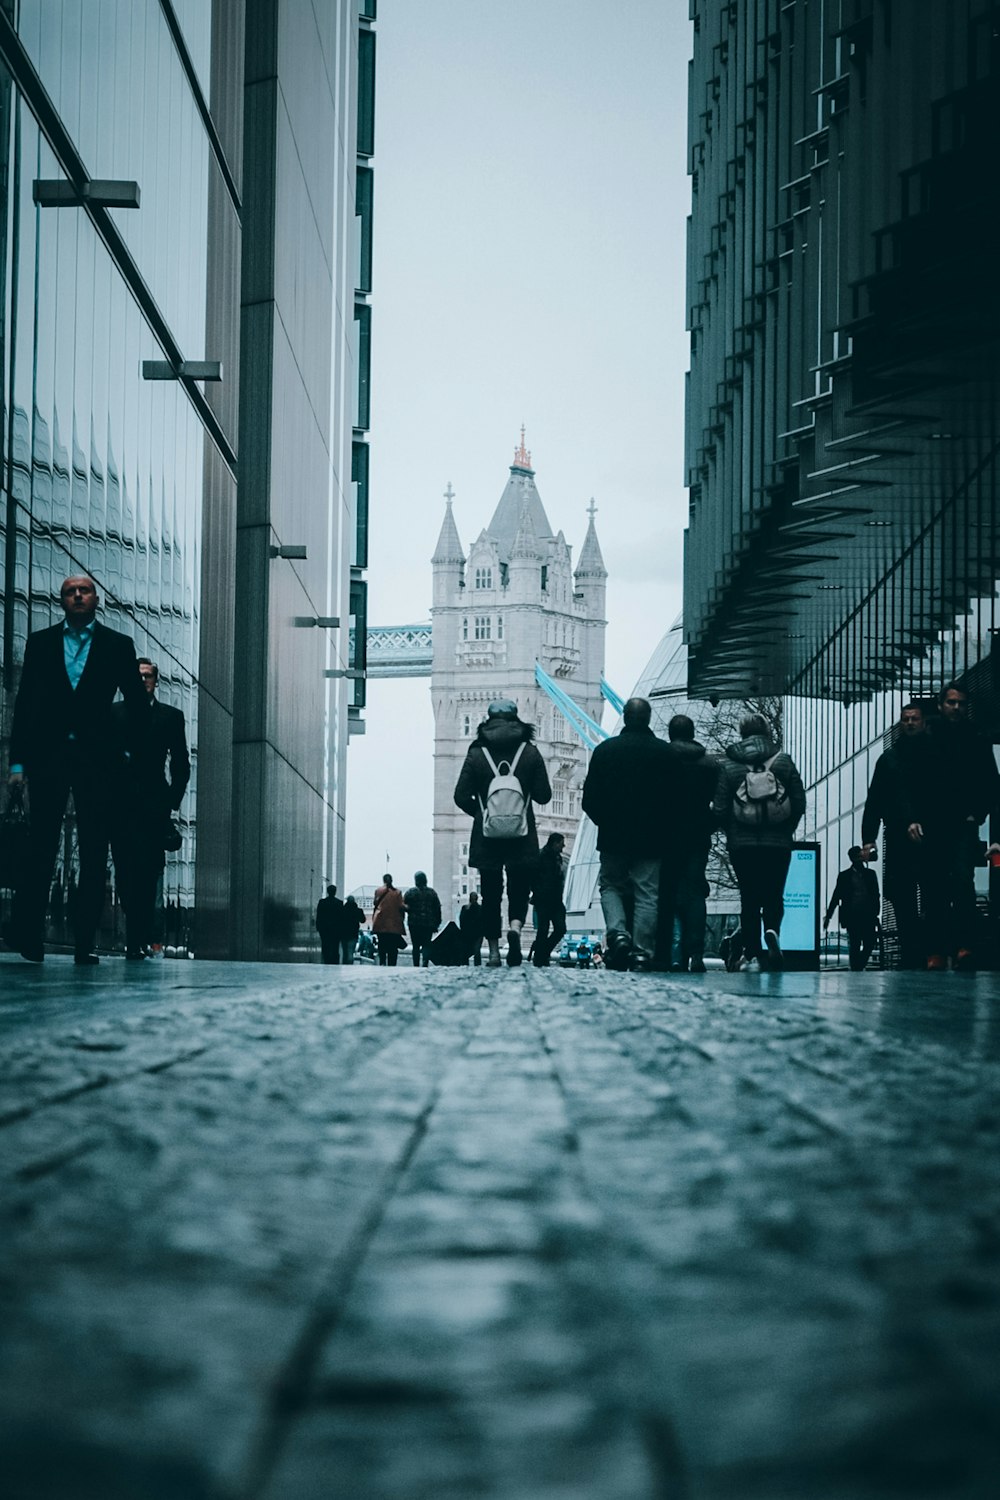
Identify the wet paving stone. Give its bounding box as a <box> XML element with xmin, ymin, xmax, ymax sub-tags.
<box><xmin>1</xmin><ymin>955</ymin><xmax>999</xmax><ymax>1498</ymax></box>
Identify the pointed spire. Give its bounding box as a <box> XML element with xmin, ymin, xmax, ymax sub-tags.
<box><xmin>510</xmin><ymin>499</ymin><xmax>539</xmax><ymax>560</ymax></box>
<box><xmin>512</xmin><ymin>425</ymin><xmax>533</xmax><ymax>472</ymax></box>
<box><xmin>432</xmin><ymin>483</ymin><xmax>465</xmax><ymax>564</ymax></box>
<box><xmin>575</xmin><ymin>498</ymin><xmax>607</xmax><ymax>578</ymax></box>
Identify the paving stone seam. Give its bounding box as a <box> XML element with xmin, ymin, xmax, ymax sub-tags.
<box><xmin>0</xmin><ymin>1046</ymin><xmax>211</xmax><ymax>1129</ymax></box>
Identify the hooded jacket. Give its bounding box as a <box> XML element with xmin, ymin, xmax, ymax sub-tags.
<box><xmin>454</xmin><ymin>716</ymin><xmax>551</xmax><ymax>870</ymax></box>
<box><xmin>713</xmin><ymin>733</ymin><xmax>806</xmax><ymax>850</ymax></box>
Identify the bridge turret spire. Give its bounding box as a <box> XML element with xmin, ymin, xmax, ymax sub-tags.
<box><xmin>431</xmin><ymin>483</ymin><xmax>465</xmax><ymax>565</ymax></box>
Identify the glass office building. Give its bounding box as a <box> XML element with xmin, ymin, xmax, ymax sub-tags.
<box><xmin>0</xmin><ymin>1</ymin><xmax>373</xmax><ymax>958</ymax></box>
<box><xmin>682</xmin><ymin>0</ymin><xmax>999</xmax><ymax>952</ymax></box>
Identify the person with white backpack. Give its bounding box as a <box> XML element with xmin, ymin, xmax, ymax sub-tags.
<box><xmin>453</xmin><ymin>700</ymin><xmax>552</xmax><ymax>966</ymax></box>
<box><xmin>712</xmin><ymin>713</ymin><xmax>806</xmax><ymax>971</ymax></box>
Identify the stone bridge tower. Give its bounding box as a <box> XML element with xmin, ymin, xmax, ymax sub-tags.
<box><xmin>430</xmin><ymin>433</ymin><xmax>607</xmax><ymax>918</ymax></box>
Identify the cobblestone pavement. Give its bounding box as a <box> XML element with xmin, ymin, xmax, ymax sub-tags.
<box><xmin>2</xmin><ymin>956</ymin><xmax>999</xmax><ymax>1500</ymax></box>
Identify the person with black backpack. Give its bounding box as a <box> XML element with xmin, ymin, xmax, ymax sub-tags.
<box><xmin>713</xmin><ymin>713</ymin><xmax>806</xmax><ymax>971</ymax></box>
<box><xmin>453</xmin><ymin>700</ymin><xmax>552</xmax><ymax>967</ymax></box>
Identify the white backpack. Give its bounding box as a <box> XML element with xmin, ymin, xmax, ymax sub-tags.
<box><xmin>732</xmin><ymin>752</ymin><xmax>792</xmax><ymax>826</ymax></box>
<box><xmin>480</xmin><ymin>743</ymin><xmax>529</xmax><ymax>839</ymax></box>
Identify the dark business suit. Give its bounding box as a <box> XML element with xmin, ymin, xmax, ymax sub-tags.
<box><xmin>110</xmin><ymin>697</ymin><xmax>191</xmax><ymax>951</ymax></box>
<box><xmin>10</xmin><ymin>621</ymin><xmax>145</xmax><ymax>952</ymax></box>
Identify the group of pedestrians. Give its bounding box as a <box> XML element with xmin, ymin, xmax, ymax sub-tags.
<box><xmin>859</xmin><ymin>687</ymin><xmax>999</xmax><ymax>971</ymax></box>
<box><xmin>4</xmin><ymin>574</ymin><xmax>190</xmax><ymax>964</ymax></box>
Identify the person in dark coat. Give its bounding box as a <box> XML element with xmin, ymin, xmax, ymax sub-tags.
<box><xmin>920</xmin><ymin>684</ymin><xmax>1000</xmax><ymax>971</ymax></box>
<box><xmin>459</xmin><ymin>890</ymin><xmax>486</xmax><ymax>965</ymax></box>
<box><xmin>656</xmin><ymin>714</ymin><xmax>718</xmax><ymax>973</ymax></box>
<box><xmin>531</xmin><ymin>832</ymin><xmax>567</xmax><ymax>967</ymax></box>
<box><xmin>861</xmin><ymin>702</ymin><xmax>936</xmax><ymax>969</ymax></box>
<box><xmin>713</xmin><ymin>713</ymin><xmax>806</xmax><ymax>971</ymax></box>
<box><xmin>7</xmin><ymin>575</ymin><xmax>146</xmax><ymax>964</ymax></box>
<box><xmin>315</xmin><ymin>884</ymin><xmax>345</xmax><ymax>964</ymax></box>
<box><xmin>454</xmin><ymin>700</ymin><xmax>551</xmax><ymax>966</ymax></box>
<box><xmin>403</xmin><ymin>871</ymin><xmax>442</xmax><ymax>966</ymax></box>
<box><xmin>372</xmin><ymin>874</ymin><xmax>406</xmax><ymax>966</ymax></box>
<box><xmin>110</xmin><ymin>657</ymin><xmax>190</xmax><ymax>958</ymax></box>
<box><xmin>824</xmin><ymin>846</ymin><xmax>880</xmax><ymax>971</ymax></box>
<box><xmin>581</xmin><ymin>697</ymin><xmax>672</xmax><ymax>971</ymax></box>
<box><xmin>340</xmin><ymin>894</ymin><xmax>365</xmax><ymax>964</ymax></box>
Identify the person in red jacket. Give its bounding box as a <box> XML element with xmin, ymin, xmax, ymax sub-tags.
<box><xmin>371</xmin><ymin>874</ymin><xmax>406</xmax><ymax>966</ymax></box>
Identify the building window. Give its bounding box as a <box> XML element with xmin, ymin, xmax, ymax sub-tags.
<box><xmin>354</xmin><ymin>303</ymin><xmax>371</xmax><ymax>429</ymax></box>
<box><xmin>355</xmin><ymin>166</ymin><xmax>373</xmax><ymax>295</ymax></box>
<box><xmin>461</xmin><ymin>842</ymin><xmax>469</xmax><ymax>858</ymax></box>
<box><xmin>496</xmin><ymin>614</ymin><xmax>504</xmax><ymax>639</ymax></box>
<box><xmin>357</xmin><ymin>27</ymin><xmax>376</xmax><ymax>157</ymax></box>
<box><xmin>552</xmin><ymin>781</ymin><xmax>566</xmax><ymax>816</ymax></box>
<box><xmin>474</xmin><ymin>615</ymin><xmax>491</xmax><ymax>640</ymax></box>
<box><xmin>475</xmin><ymin>566</ymin><xmax>493</xmax><ymax>589</ymax></box>
<box><xmin>462</xmin><ymin>714</ymin><xmax>471</xmax><ymax>736</ymax></box>
<box><xmin>552</xmin><ymin>709</ymin><xmax>566</xmax><ymax>741</ymax></box>
<box><xmin>462</xmin><ymin>617</ymin><xmax>468</xmax><ymax>640</ymax></box>
<box><xmin>351</xmin><ymin>440</ymin><xmax>369</xmax><ymax>568</ymax></box>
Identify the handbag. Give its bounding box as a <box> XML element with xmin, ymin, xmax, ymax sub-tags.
<box><xmin>0</xmin><ymin>783</ymin><xmax>30</xmax><ymax>890</ymax></box>
<box><xmin>162</xmin><ymin>817</ymin><xmax>183</xmax><ymax>852</ymax></box>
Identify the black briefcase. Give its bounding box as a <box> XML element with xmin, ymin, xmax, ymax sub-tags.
<box><xmin>428</xmin><ymin>920</ymin><xmax>467</xmax><ymax>967</ymax></box>
<box><xmin>0</xmin><ymin>783</ymin><xmax>30</xmax><ymax>891</ymax></box>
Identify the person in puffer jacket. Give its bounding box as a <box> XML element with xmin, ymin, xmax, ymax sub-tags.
<box><xmin>713</xmin><ymin>713</ymin><xmax>806</xmax><ymax>970</ymax></box>
<box><xmin>454</xmin><ymin>700</ymin><xmax>551</xmax><ymax>967</ymax></box>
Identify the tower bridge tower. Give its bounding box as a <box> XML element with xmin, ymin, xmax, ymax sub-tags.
<box><xmin>430</xmin><ymin>433</ymin><xmax>607</xmax><ymax>917</ymax></box>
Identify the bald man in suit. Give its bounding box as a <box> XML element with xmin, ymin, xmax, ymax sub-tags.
<box><xmin>8</xmin><ymin>575</ymin><xmax>146</xmax><ymax>963</ymax></box>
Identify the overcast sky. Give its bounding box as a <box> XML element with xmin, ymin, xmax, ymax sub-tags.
<box><xmin>344</xmin><ymin>0</ymin><xmax>693</xmax><ymax>892</ymax></box>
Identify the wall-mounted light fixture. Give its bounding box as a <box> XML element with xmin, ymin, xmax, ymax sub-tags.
<box><xmin>294</xmin><ymin>616</ymin><xmax>340</xmax><ymax>628</ymax></box>
<box><xmin>34</xmin><ymin>178</ymin><xmax>141</xmax><ymax>209</ymax></box>
<box><xmin>324</xmin><ymin>668</ymin><xmax>364</xmax><ymax>679</ymax></box>
<box><xmin>269</xmin><ymin>545</ymin><xmax>307</xmax><ymax>560</ymax></box>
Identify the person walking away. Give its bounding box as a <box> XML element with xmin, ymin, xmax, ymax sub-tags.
<box><xmin>459</xmin><ymin>890</ymin><xmax>486</xmax><ymax>965</ymax></box>
<box><xmin>404</xmin><ymin>870</ymin><xmax>442</xmax><ymax>967</ymax></box>
<box><xmin>581</xmin><ymin>697</ymin><xmax>671</xmax><ymax>972</ymax></box>
<box><xmin>921</xmin><ymin>684</ymin><xmax>1000</xmax><ymax>971</ymax></box>
<box><xmin>531</xmin><ymin>833</ymin><xmax>567</xmax><ymax>966</ymax></box>
<box><xmin>657</xmin><ymin>714</ymin><xmax>718</xmax><ymax>972</ymax></box>
<box><xmin>315</xmin><ymin>884</ymin><xmax>345</xmax><ymax>964</ymax></box>
<box><xmin>110</xmin><ymin>658</ymin><xmax>190</xmax><ymax>959</ymax></box>
<box><xmin>824</xmin><ymin>847</ymin><xmax>880</xmax><ymax>971</ymax></box>
<box><xmin>7</xmin><ymin>575</ymin><xmax>147</xmax><ymax>964</ymax></box>
<box><xmin>454</xmin><ymin>700</ymin><xmax>552</xmax><ymax>966</ymax></box>
<box><xmin>861</xmin><ymin>702</ymin><xmax>937</xmax><ymax>970</ymax></box>
<box><xmin>372</xmin><ymin>873</ymin><xmax>406</xmax><ymax>966</ymax></box>
<box><xmin>713</xmin><ymin>713</ymin><xmax>805</xmax><ymax>971</ymax></box>
<box><xmin>340</xmin><ymin>894</ymin><xmax>365</xmax><ymax>964</ymax></box>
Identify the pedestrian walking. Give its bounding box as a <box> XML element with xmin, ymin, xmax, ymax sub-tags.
<box><xmin>530</xmin><ymin>832</ymin><xmax>567</xmax><ymax>966</ymax></box>
<box><xmin>459</xmin><ymin>890</ymin><xmax>486</xmax><ymax>965</ymax></box>
<box><xmin>7</xmin><ymin>574</ymin><xmax>147</xmax><ymax>964</ymax></box>
<box><xmin>712</xmin><ymin>713</ymin><xmax>805</xmax><ymax>971</ymax></box>
<box><xmin>315</xmin><ymin>884</ymin><xmax>345</xmax><ymax>964</ymax></box>
<box><xmin>824</xmin><ymin>847</ymin><xmax>880</xmax><ymax>971</ymax></box>
<box><xmin>656</xmin><ymin>713</ymin><xmax>718</xmax><ymax>972</ymax></box>
<box><xmin>110</xmin><ymin>658</ymin><xmax>190</xmax><ymax>960</ymax></box>
<box><xmin>453</xmin><ymin>700</ymin><xmax>552</xmax><ymax>966</ymax></box>
<box><xmin>921</xmin><ymin>684</ymin><xmax>1000</xmax><ymax>971</ymax></box>
<box><xmin>340</xmin><ymin>894</ymin><xmax>365</xmax><ymax>964</ymax></box>
<box><xmin>371</xmin><ymin>873</ymin><xmax>406</xmax><ymax>966</ymax></box>
<box><xmin>403</xmin><ymin>871</ymin><xmax>442</xmax><ymax>967</ymax></box>
<box><xmin>581</xmin><ymin>696</ymin><xmax>671</xmax><ymax>971</ymax></box>
<box><xmin>861</xmin><ymin>702</ymin><xmax>936</xmax><ymax>969</ymax></box>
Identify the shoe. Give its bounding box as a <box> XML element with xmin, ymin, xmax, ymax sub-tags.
<box><xmin>764</xmin><ymin>929</ymin><xmax>783</xmax><ymax>967</ymax></box>
<box><xmin>630</xmin><ymin>956</ymin><xmax>653</xmax><ymax>973</ymax></box>
<box><xmin>689</xmin><ymin>958</ymin><xmax>707</xmax><ymax>974</ymax></box>
<box><xmin>19</xmin><ymin>943</ymin><xmax>44</xmax><ymax>963</ymax></box>
<box><xmin>669</xmin><ymin>962</ymin><xmax>684</xmax><ymax>972</ymax></box>
<box><xmin>926</xmin><ymin>954</ymin><xmax>947</xmax><ymax>972</ymax></box>
<box><xmin>486</xmin><ymin>955</ymin><xmax>502</xmax><ymax>968</ymax></box>
<box><xmin>125</xmin><ymin>948</ymin><xmax>148</xmax><ymax>961</ymax></box>
<box><xmin>74</xmin><ymin>951</ymin><xmax>100</xmax><ymax>966</ymax></box>
<box><xmin>606</xmin><ymin>934</ymin><xmax>632</xmax><ymax>971</ymax></box>
<box><xmin>739</xmin><ymin>957</ymin><xmax>761</xmax><ymax>973</ymax></box>
<box><xmin>955</xmin><ymin>949</ymin><xmax>976</xmax><ymax>973</ymax></box>
<box><xmin>505</xmin><ymin>930</ymin><xmax>522</xmax><ymax>967</ymax></box>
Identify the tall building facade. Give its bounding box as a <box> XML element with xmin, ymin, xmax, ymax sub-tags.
<box><xmin>682</xmin><ymin>0</ymin><xmax>1000</xmax><ymax>943</ymax></box>
<box><xmin>0</xmin><ymin>0</ymin><xmax>375</xmax><ymax>959</ymax></box>
<box><xmin>431</xmin><ymin>436</ymin><xmax>607</xmax><ymax>916</ymax></box>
